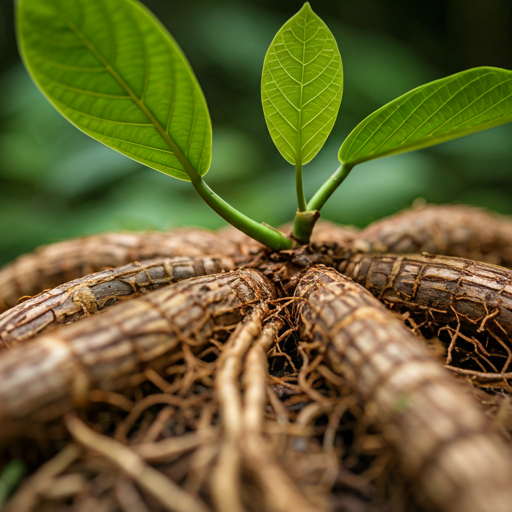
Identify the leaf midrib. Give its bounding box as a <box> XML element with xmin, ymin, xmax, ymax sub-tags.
<box><xmin>297</xmin><ymin>13</ymin><xmax>306</xmax><ymax>165</ymax></box>
<box><xmin>51</xmin><ymin>3</ymin><xmax>198</xmax><ymax>179</ymax></box>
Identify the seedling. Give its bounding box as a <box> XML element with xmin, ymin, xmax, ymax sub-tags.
<box><xmin>16</xmin><ymin>0</ymin><xmax>512</xmax><ymax>249</ymax></box>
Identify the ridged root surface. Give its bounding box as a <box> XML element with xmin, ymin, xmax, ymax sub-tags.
<box><xmin>340</xmin><ymin>253</ymin><xmax>512</xmax><ymax>377</ymax></box>
<box><xmin>0</xmin><ymin>255</ymin><xmax>236</xmax><ymax>348</ymax></box>
<box><xmin>2</xmin><ymin>204</ymin><xmax>512</xmax><ymax>512</ymax></box>
<box><xmin>0</xmin><ymin>268</ymin><xmax>275</xmax><ymax>444</ymax></box>
<box><xmin>357</xmin><ymin>204</ymin><xmax>512</xmax><ymax>267</ymax></box>
<box><xmin>5</xmin><ymin>203</ymin><xmax>512</xmax><ymax>313</ymax></box>
<box><xmin>296</xmin><ymin>266</ymin><xmax>512</xmax><ymax>512</ymax></box>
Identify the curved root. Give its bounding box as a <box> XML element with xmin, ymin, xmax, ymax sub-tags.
<box><xmin>296</xmin><ymin>265</ymin><xmax>512</xmax><ymax>512</ymax></box>
<box><xmin>0</xmin><ymin>228</ymin><xmax>255</xmax><ymax>313</ymax></box>
<box><xmin>0</xmin><ymin>256</ymin><xmax>235</xmax><ymax>348</ymax></box>
<box><xmin>0</xmin><ymin>269</ymin><xmax>275</xmax><ymax>444</ymax></box>
<box><xmin>340</xmin><ymin>252</ymin><xmax>512</xmax><ymax>374</ymax></box>
<box><xmin>357</xmin><ymin>204</ymin><xmax>512</xmax><ymax>267</ymax></box>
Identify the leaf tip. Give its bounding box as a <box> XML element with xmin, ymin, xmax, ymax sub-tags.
<box><xmin>300</xmin><ymin>2</ymin><xmax>314</xmax><ymax>15</ymax></box>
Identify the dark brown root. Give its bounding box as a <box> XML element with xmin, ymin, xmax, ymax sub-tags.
<box><xmin>0</xmin><ymin>269</ymin><xmax>275</xmax><ymax>444</ymax></box>
<box><xmin>1</xmin><ymin>303</ymin><xmax>380</xmax><ymax>512</ymax></box>
<box><xmin>356</xmin><ymin>204</ymin><xmax>512</xmax><ymax>267</ymax></box>
<box><xmin>0</xmin><ymin>221</ymin><xmax>359</xmax><ymax>315</ymax></box>
<box><xmin>0</xmin><ymin>256</ymin><xmax>235</xmax><ymax>348</ymax></box>
<box><xmin>340</xmin><ymin>253</ymin><xmax>512</xmax><ymax>376</ymax></box>
<box><xmin>0</xmin><ymin>228</ymin><xmax>256</xmax><ymax>313</ymax></box>
<box><xmin>296</xmin><ymin>265</ymin><xmax>512</xmax><ymax>512</ymax></box>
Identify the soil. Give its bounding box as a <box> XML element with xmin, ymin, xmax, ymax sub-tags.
<box><xmin>1</xmin><ymin>203</ymin><xmax>512</xmax><ymax>512</ymax></box>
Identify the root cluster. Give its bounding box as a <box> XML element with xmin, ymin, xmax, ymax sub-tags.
<box><xmin>2</xmin><ymin>203</ymin><xmax>512</xmax><ymax>512</ymax></box>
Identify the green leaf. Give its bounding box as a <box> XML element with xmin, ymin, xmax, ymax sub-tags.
<box><xmin>339</xmin><ymin>66</ymin><xmax>512</xmax><ymax>166</ymax></box>
<box><xmin>17</xmin><ymin>0</ymin><xmax>211</xmax><ymax>181</ymax></box>
<box><xmin>261</xmin><ymin>2</ymin><xmax>343</xmax><ymax>166</ymax></box>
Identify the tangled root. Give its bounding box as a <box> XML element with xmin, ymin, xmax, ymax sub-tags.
<box><xmin>2</xmin><ymin>205</ymin><xmax>512</xmax><ymax>512</ymax></box>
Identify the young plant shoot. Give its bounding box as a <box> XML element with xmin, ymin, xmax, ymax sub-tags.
<box><xmin>17</xmin><ymin>0</ymin><xmax>512</xmax><ymax>250</ymax></box>
<box><xmin>261</xmin><ymin>3</ymin><xmax>342</xmax><ymax>242</ymax></box>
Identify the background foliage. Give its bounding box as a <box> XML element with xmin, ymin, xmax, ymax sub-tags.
<box><xmin>1</xmin><ymin>0</ymin><xmax>512</xmax><ymax>266</ymax></box>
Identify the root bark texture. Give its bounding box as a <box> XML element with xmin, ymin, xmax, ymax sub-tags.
<box><xmin>3</xmin><ymin>205</ymin><xmax>512</xmax><ymax>512</ymax></box>
<box><xmin>0</xmin><ymin>269</ymin><xmax>275</xmax><ymax>443</ymax></box>
<box><xmin>0</xmin><ymin>256</ymin><xmax>235</xmax><ymax>348</ymax></box>
<box><xmin>357</xmin><ymin>204</ymin><xmax>512</xmax><ymax>267</ymax></box>
<box><xmin>296</xmin><ymin>266</ymin><xmax>512</xmax><ymax>512</ymax></box>
<box><xmin>340</xmin><ymin>253</ymin><xmax>512</xmax><ymax>374</ymax></box>
<box><xmin>0</xmin><ymin>228</ymin><xmax>253</xmax><ymax>313</ymax></box>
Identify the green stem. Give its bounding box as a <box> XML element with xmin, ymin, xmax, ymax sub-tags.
<box><xmin>295</xmin><ymin>162</ymin><xmax>307</xmax><ymax>212</ymax></box>
<box><xmin>189</xmin><ymin>175</ymin><xmax>293</xmax><ymax>251</ymax></box>
<box><xmin>292</xmin><ymin>209</ymin><xmax>320</xmax><ymax>244</ymax></box>
<box><xmin>307</xmin><ymin>162</ymin><xmax>353</xmax><ymax>212</ymax></box>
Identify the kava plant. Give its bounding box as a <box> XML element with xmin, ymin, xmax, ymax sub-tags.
<box><xmin>16</xmin><ymin>0</ymin><xmax>512</xmax><ymax>249</ymax></box>
<box><xmin>2</xmin><ymin>1</ymin><xmax>512</xmax><ymax>511</ymax></box>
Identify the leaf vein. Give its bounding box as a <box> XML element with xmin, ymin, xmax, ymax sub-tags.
<box><xmin>435</xmin><ymin>76</ymin><xmax>512</xmax><ymax>133</ymax></box>
<box><xmin>301</xmin><ymin>110</ymin><xmax>336</xmax><ymax>150</ymax></box>
<box><xmin>302</xmin><ymin>67</ymin><xmax>341</xmax><ymax>108</ymax></box>
<box><xmin>367</xmin><ymin>74</ymin><xmax>466</xmax><ymax>156</ymax></box>
<box><xmin>266</xmin><ymin>115</ymin><xmax>296</xmax><ymax>160</ymax></box>
<box><xmin>63</xmin><ymin>101</ymin><xmax>153</xmax><ymax>126</ymax></box>
<box><xmin>302</xmin><ymin>52</ymin><xmax>336</xmax><ymax>86</ymax></box>
<box><xmin>301</xmin><ymin>91</ymin><xmax>339</xmax><ymax>129</ymax></box>
<box><xmin>399</xmin><ymin>72</ymin><xmax>495</xmax><ymax>144</ymax></box>
<box><xmin>41</xmin><ymin>73</ymin><xmax>130</xmax><ymax>99</ymax></box>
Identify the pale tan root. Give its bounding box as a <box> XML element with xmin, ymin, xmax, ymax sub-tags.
<box><xmin>65</xmin><ymin>414</ymin><xmax>211</xmax><ymax>512</ymax></box>
<box><xmin>210</xmin><ymin>304</ymin><xmax>267</xmax><ymax>512</ymax></box>
<box><xmin>4</xmin><ymin>444</ymin><xmax>81</xmax><ymax>512</ymax></box>
<box><xmin>241</xmin><ymin>318</ymin><xmax>325</xmax><ymax>512</ymax></box>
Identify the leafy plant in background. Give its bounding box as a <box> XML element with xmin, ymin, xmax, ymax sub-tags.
<box><xmin>17</xmin><ymin>0</ymin><xmax>512</xmax><ymax>250</ymax></box>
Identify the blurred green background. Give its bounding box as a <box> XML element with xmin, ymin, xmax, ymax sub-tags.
<box><xmin>1</xmin><ymin>0</ymin><xmax>512</xmax><ymax>266</ymax></box>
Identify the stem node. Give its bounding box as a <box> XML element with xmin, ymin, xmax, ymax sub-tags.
<box><xmin>291</xmin><ymin>210</ymin><xmax>320</xmax><ymax>244</ymax></box>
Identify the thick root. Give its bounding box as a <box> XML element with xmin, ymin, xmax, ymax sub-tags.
<box><xmin>296</xmin><ymin>265</ymin><xmax>512</xmax><ymax>512</ymax></box>
<box><xmin>0</xmin><ymin>269</ymin><xmax>275</xmax><ymax>444</ymax></box>
<box><xmin>340</xmin><ymin>253</ymin><xmax>512</xmax><ymax>374</ymax></box>
<box><xmin>0</xmin><ymin>256</ymin><xmax>235</xmax><ymax>348</ymax></box>
<box><xmin>357</xmin><ymin>204</ymin><xmax>512</xmax><ymax>266</ymax></box>
<box><xmin>0</xmin><ymin>228</ymin><xmax>254</xmax><ymax>313</ymax></box>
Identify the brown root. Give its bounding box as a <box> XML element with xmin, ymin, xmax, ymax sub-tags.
<box><xmin>0</xmin><ymin>228</ymin><xmax>256</xmax><ymax>313</ymax></box>
<box><xmin>356</xmin><ymin>204</ymin><xmax>512</xmax><ymax>267</ymax></box>
<box><xmin>296</xmin><ymin>265</ymin><xmax>512</xmax><ymax>512</ymax></box>
<box><xmin>64</xmin><ymin>414</ymin><xmax>211</xmax><ymax>512</ymax></box>
<box><xmin>340</xmin><ymin>253</ymin><xmax>512</xmax><ymax>375</ymax></box>
<box><xmin>0</xmin><ymin>255</ymin><xmax>235</xmax><ymax>348</ymax></box>
<box><xmin>0</xmin><ymin>269</ymin><xmax>276</xmax><ymax>444</ymax></box>
<box><xmin>4</xmin><ymin>209</ymin><xmax>512</xmax><ymax>512</ymax></box>
<box><xmin>210</xmin><ymin>305</ymin><xmax>266</xmax><ymax>512</ymax></box>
